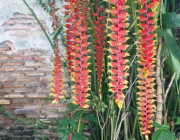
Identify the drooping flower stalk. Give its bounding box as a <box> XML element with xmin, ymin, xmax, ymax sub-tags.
<box><xmin>92</xmin><ymin>6</ymin><xmax>106</xmax><ymax>99</ymax></box>
<box><xmin>70</xmin><ymin>1</ymin><xmax>91</xmax><ymax>108</ymax></box>
<box><xmin>49</xmin><ymin>0</ymin><xmax>65</xmax><ymax>103</ymax></box>
<box><xmin>136</xmin><ymin>0</ymin><xmax>158</xmax><ymax>138</ymax></box>
<box><xmin>106</xmin><ymin>0</ymin><xmax>129</xmax><ymax>108</ymax></box>
<box><xmin>64</xmin><ymin>0</ymin><xmax>77</xmax><ymax>74</ymax></box>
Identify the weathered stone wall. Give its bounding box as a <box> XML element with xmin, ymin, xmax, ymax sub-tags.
<box><xmin>0</xmin><ymin>1</ymin><xmax>69</xmax><ymax>140</ymax></box>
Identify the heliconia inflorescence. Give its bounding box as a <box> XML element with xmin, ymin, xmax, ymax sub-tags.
<box><xmin>49</xmin><ymin>0</ymin><xmax>65</xmax><ymax>103</ymax></box>
<box><xmin>105</xmin><ymin>0</ymin><xmax>129</xmax><ymax>109</ymax></box>
<box><xmin>92</xmin><ymin>6</ymin><xmax>106</xmax><ymax>99</ymax></box>
<box><xmin>136</xmin><ymin>0</ymin><xmax>159</xmax><ymax>138</ymax></box>
<box><xmin>69</xmin><ymin>0</ymin><xmax>91</xmax><ymax>108</ymax></box>
<box><xmin>64</xmin><ymin>0</ymin><xmax>77</xmax><ymax>74</ymax></box>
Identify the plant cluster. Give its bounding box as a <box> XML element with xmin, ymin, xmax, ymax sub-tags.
<box><xmin>21</xmin><ymin>0</ymin><xmax>180</xmax><ymax>139</ymax></box>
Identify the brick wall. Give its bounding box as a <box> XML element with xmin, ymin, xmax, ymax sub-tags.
<box><xmin>0</xmin><ymin>9</ymin><xmax>70</xmax><ymax>140</ymax></box>
<box><xmin>2</xmin><ymin>13</ymin><xmax>48</xmax><ymax>38</ymax></box>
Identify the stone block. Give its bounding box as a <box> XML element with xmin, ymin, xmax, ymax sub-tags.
<box><xmin>0</xmin><ymin>100</ymin><xmax>10</xmax><ymax>104</ymax></box>
<box><xmin>14</xmin><ymin>108</ymin><xmax>36</xmax><ymax>115</ymax></box>
<box><xmin>4</xmin><ymin>94</ymin><xmax>25</xmax><ymax>98</ymax></box>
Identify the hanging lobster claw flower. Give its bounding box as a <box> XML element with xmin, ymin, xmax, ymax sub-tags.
<box><xmin>105</xmin><ymin>0</ymin><xmax>129</xmax><ymax>109</ymax></box>
<box><xmin>49</xmin><ymin>1</ymin><xmax>65</xmax><ymax>104</ymax></box>
<box><xmin>136</xmin><ymin>0</ymin><xmax>159</xmax><ymax>138</ymax></box>
<box><xmin>67</xmin><ymin>1</ymin><xmax>91</xmax><ymax>108</ymax></box>
<box><xmin>91</xmin><ymin>5</ymin><xmax>107</xmax><ymax>99</ymax></box>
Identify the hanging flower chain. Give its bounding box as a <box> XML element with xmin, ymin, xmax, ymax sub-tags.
<box><xmin>50</xmin><ymin>0</ymin><xmax>65</xmax><ymax>103</ymax></box>
<box><xmin>106</xmin><ymin>0</ymin><xmax>129</xmax><ymax>108</ymax></box>
<box><xmin>70</xmin><ymin>1</ymin><xmax>91</xmax><ymax>108</ymax></box>
<box><xmin>92</xmin><ymin>6</ymin><xmax>106</xmax><ymax>99</ymax></box>
<box><xmin>136</xmin><ymin>0</ymin><xmax>159</xmax><ymax>138</ymax></box>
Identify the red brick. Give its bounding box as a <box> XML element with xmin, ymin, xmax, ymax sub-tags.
<box><xmin>2</xmin><ymin>62</ymin><xmax>24</xmax><ymax>66</ymax></box>
<box><xmin>33</xmin><ymin>99</ymin><xmax>44</xmax><ymax>103</ymax></box>
<box><xmin>0</xmin><ymin>89</ymin><xmax>12</xmax><ymax>93</ymax></box>
<box><xmin>5</xmin><ymin>41</ymin><xmax>16</xmax><ymax>50</ymax></box>
<box><xmin>27</xmin><ymin>94</ymin><xmax>47</xmax><ymax>98</ymax></box>
<box><xmin>3</xmin><ymin>20</ymin><xmax>16</xmax><ymax>25</ymax></box>
<box><xmin>4</xmin><ymin>94</ymin><xmax>25</xmax><ymax>98</ymax></box>
<box><xmin>0</xmin><ymin>78</ymin><xmax>15</xmax><ymax>82</ymax></box>
<box><xmin>33</xmin><ymin>56</ymin><xmax>46</xmax><ymax>61</ymax></box>
<box><xmin>2</xmin><ymin>105</ymin><xmax>22</xmax><ymax>109</ymax></box>
<box><xmin>1</xmin><ymin>51</ymin><xmax>22</xmax><ymax>55</ymax></box>
<box><xmin>40</xmin><ymin>77</ymin><xmax>51</xmax><ymax>82</ymax></box>
<box><xmin>2</xmin><ymin>73</ymin><xmax>24</xmax><ymax>77</ymax></box>
<box><xmin>12</xmin><ymin>52</ymin><xmax>22</xmax><ymax>55</ymax></box>
<box><xmin>47</xmin><ymin>103</ymin><xmax>68</xmax><ymax>109</ymax></box>
<box><xmin>12</xmin><ymin>14</ymin><xmax>34</xmax><ymax>19</ymax></box>
<box><xmin>0</xmin><ymin>100</ymin><xmax>10</xmax><ymax>104</ymax></box>
<box><xmin>0</xmin><ymin>67</ymin><xmax>14</xmax><ymax>71</ymax></box>
<box><xmin>36</xmin><ymin>68</ymin><xmax>52</xmax><ymax>71</ymax></box>
<box><xmin>0</xmin><ymin>56</ymin><xmax>10</xmax><ymax>60</ymax></box>
<box><xmin>12</xmin><ymin>99</ymin><xmax>33</xmax><ymax>104</ymax></box>
<box><xmin>0</xmin><ymin>47</ymin><xmax>10</xmax><ymax>51</ymax></box>
<box><xmin>26</xmin><ymin>83</ymin><xmax>46</xmax><ymax>87</ymax></box>
<box><xmin>23</xmin><ymin>14</ymin><xmax>34</xmax><ymax>19</ymax></box>
<box><xmin>25</xmin><ymin>19</ymin><xmax>36</xmax><ymax>23</ymax></box>
<box><xmin>25</xmin><ymin>73</ymin><xmax>45</xmax><ymax>76</ymax></box>
<box><xmin>25</xmin><ymin>62</ymin><xmax>47</xmax><ymax>66</ymax></box>
<box><xmin>2</xmin><ymin>84</ymin><xmax>24</xmax><ymax>88</ymax></box>
<box><xmin>12</xmin><ymin>56</ymin><xmax>33</xmax><ymax>60</ymax></box>
<box><xmin>14</xmin><ymin>89</ymin><xmax>34</xmax><ymax>93</ymax></box>
<box><xmin>5</xmin><ymin>30</ymin><xmax>27</xmax><ymax>36</ymax></box>
<box><xmin>16</xmin><ymin>78</ymin><xmax>37</xmax><ymax>82</ymax></box>
<box><xmin>16</xmin><ymin>67</ymin><xmax>36</xmax><ymax>71</ymax></box>
<box><xmin>4</xmin><ymin>25</ymin><xmax>32</xmax><ymax>30</ymax></box>
<box><xmin>37</xmin><ymin>89</ymin><xmax>51</xmax><ymax>93</ymax></box>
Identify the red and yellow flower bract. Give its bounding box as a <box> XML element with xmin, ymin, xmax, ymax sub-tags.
<box><xmin>106</xmin><ymin>0</ymin><xmax>129</xmax><ymax>109</ymax></box>
<box><xmin>136</xmin><ymin>0</ymin><xmax>159</xmax><ymax>138</ymax></box>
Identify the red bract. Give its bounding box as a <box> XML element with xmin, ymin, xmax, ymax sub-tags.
<box><xmin>49</xmin><ymin>0</ymin><xmax>64</xmax><ymax>103</ymax></box>
<box><xmin>70</xmin><ymin>1</ymin><xmax>90</xmax><ymax>108</ymax></box>
<box><xmin>92</xmin><ymin>6</ymin><xmax>106</xmax><ymax>99</ymax></box>
<box><xmin>136</xmin><ymin>0</ymin><xmax>158</xmax><ymax>138</ymax></box>
<box><xmin>68</xmin><ymin>133</ymin><xmax>72</xmax><ymax>140</ymax></box>
<box><xmin>64</xmin><ymin>0</ymin><xmax>77</xmax><ymax>74</ymax></box>
<box><xmin>106</xmin><ymin>0</ymin><xmax>129</xmax><ymax>108</ymax></box>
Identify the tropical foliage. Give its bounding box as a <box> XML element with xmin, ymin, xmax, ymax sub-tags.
<box><xmin>23</xmin><ymin>0</ymin><xmax>180</xmax><ymax>139</ymax></box>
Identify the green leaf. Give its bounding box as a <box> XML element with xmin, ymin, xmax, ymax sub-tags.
<box><xmin>61</xmin><ymin>130</ymin><xmax>69</xmax><ymax>140</ymax></box>
<box><xmin>129</xmin><ymin>106</ymin><xmax>138</xmax><ymax>115</ymax></box>
<box><xmin>152</xmin><ymin>122</ymin><xmax>161</xmax><ymax>128</ymax></box>
<box><xmin>161</xmin><ymin>44</ymin><xmax>170</xmax><ymax>56</ymax></box>
<box><xmin>159</xmin><ymin>131</ymin><xmax>168</xmax><ymax>140</ymax></box>
<box><xmin>174</xmin><ymin>117</ymin><xmax>180</xmax><ymax>124</ymax></box>
<box><xmin>162</xmin><ymin>13</ymin><xmax>180</xmax><ymax>29</ymax></box>
<box><xmin>161</xmin><ymin>124</ymin><xmax>170</xmax><ymax>130</ymax></box>
<box><xmin>152</xmin><ymin>129</ymin><xmax>176</xmax><ymax>140</ymax></box>
<box><xmin>60</xmin><ymin>118</ymin><xmax>69</xmax><ymax>128</ymax></box>
<box><xmin>167</xmin><ymin>48</ymin><xmax>180</xmax><ymax>79</ymax></box>
<box><xmin>68</xmin><ymin>118</ymin><xmax>77</xmax><ymax>128</ymax></box>
<box><xmin>53</xmin><ymin>25</ymin><xmax>63</xmax><ymax>40</ymax></box>
<box><xmin>0</xmin><ymin>107</ymin><xmax>4</xmax><ymax>111</ymax></box>
<box><xmin>164</xmin><ymin>130</ymin><xmax>177</xmax><ymax>140</ymax></box>
<box><xmin>83</xmin><ymin>113</ymin><xmax>98</xmax><ymax>123</ymax></box>
<box><xmin>73</xmin><ymin>110</ymin><xmax>84</xmax><ymax>119</ymax></box>
<box><xmin>152</xmin><ymin>129</ymin><xmax>163</xmax><ymax>140</ymax></box>
<box><xmin>65</xmin><ymin>103</ymin><xmax>79</xmax><ymax>115</ymax></box>
<box><xmin>158</xmin><ymin>28</ymin><xmax>180</xmax><ymax>59</ymax></box>
<box><xmin>72</xmin><ymin>133</ymin><xmax>86</xmax><ymax>140</ymax></box>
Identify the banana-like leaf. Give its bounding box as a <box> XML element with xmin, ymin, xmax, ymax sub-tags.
<box><xmin>166</xmin><ymin>45</ymin><xmax>180</xmax><ymax>80</ymax></box>
<box><xmin>158</xmin><ymin>28</ymin><xmax>180</xmax><ymax>59</ymax></box>
<box><xmin>162</xmin><ymin>13</ymin><xmax>180</xmax><ymax>29</ymax></box>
